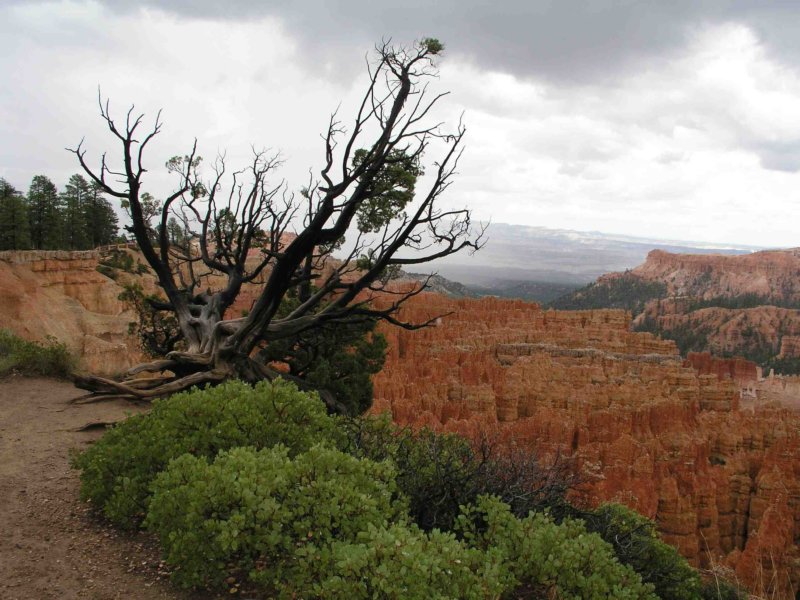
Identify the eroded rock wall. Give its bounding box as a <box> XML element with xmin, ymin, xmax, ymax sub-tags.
<box><xmin>0</xmin><ymin>250</ymin><xmax>148</xmax><ymax>375</ymax></box>
<box><xmin>634</xmin><ymin>303</ymin><xmax>800</xmax><ymax>360</ymax></box>
<box><xmin>563</xmin><ymin>249</ymin><xmax>800</xmax><ymax>381</ymax></box>
<box><xmin>685</xmin><ymin>351</ymin><xmax>758</xmax><ymax>385</ymax></box>
<box><xmin>371</xmin><ymin>293</ymin><xmax>800</xmax><ymax>599</ymax></box>
<box><xmin>630</xmin><ymin>248</ymin><xmax>800</xmax><ymax>301</ymax></box>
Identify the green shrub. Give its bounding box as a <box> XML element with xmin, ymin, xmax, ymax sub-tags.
<box><xmin>118</xmin><ymin>283</ymin><xmax>183</xmax><ymax>356</ymax></box>
<box><xmin>98</xmin><ymin>248</ymin><xmax>135</xmax><ymax>273</ymax></box>
<box><xmin>258</xmin><ymin>298</ymin><xmax>387</xmax><ymax>416</ymax></box>
<box><xmin>72</xmin><ymin>379</ymin><xmax>340</xmax><ymax>528</ymax></box>
<box><xmin>0</xmin><ymin>329</ymin><xmax>75</xmax><ymax>378</ymax></box>
<box><xmin>145</xmin><ymin>445</ymin><xmax>404</xmax><ymax>591</ymax></box>
<box><xmin>698</xmin><ymin>578</ymin><xmax>750</xmax><ymax>600</ymax></box>
<box><xmin>581</xmin><ymin>503</ymin><xmax>701</xmax><ymax>599</ymax></box>
<box><xmin>291</xmin><ymin>523</ymin><xmax>509</xmax><ymax>599</ymax></box>
<box><xmin>339</xmin><ymin>414</ymin><xmax>574</xmax><ymax>531</ymax></box>
<box><xmin>95</xmin><ymin>264</ymin><xmax>118</xmax><ymax>279</ymax></box>
<box><xmin>72</xmin><ymin>379</ymin><xmax>705</xmax><ymax>599</ymax></box>
<box><xmin>457</xmin><ymin>496</ymin><xmax>657</xmax><ymax>600</ymax></box>
<box><xmin>145</xmin><ymin>448</ymin><xmax>655</xmax><ymax>599</ymax></box>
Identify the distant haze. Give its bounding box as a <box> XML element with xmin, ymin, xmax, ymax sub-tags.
<box><xmin>429</xmin><ymin>223</ymin><xmax>762</xmax><ymax>286</ymax></box>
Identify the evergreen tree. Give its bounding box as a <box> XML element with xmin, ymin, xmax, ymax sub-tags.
<box><xmin>0</xmin><ymin>178</ymin><xmax>32</xmax><ymax>250</ymax></box>
<box><xmin>61</xmin><ymin>174</ymin><xmax>91</xmax><ymax>250</ymax></box>
<box><xmin>84</xmin><ymin>180</ymin><xmax>119</xmax><ymax>247</ymax></box>
<box><xmin>165</xmin><ymin>216</ymin><xmax>190</xmax><ymax>248</ymax></box>
<box><xmin>28</xmin><ymin>175</ymin><xmax>62</xmax><ymax>249</ymax></box>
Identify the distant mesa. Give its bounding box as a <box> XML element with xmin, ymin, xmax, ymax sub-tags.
<box><xmin>551</xmin><ymin>247</ymin><xmax>800</xmax><ymax>376</ymax></box>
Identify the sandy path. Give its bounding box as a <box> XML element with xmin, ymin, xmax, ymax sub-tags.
<box><xmin>0</xmin><ymin>376</ymin><xmax>205</xmax><ymax>600</ymax></box>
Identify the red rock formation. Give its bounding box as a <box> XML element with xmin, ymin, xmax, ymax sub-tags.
<box><xmin>0</xmin><ymin>250</ymin><xmax>151</xmax><ymax>374</ymax></box>
<box><xmin>0</xmin><ymin>247</ymin><xmax>297</xmax><ymax>373</ymax></box>
<box><xmin>584</xmin><ymin>249</ymin><xmax>800</xmax><ymax>380</ymax></box>
<box><xmin>685</xmin><ymin>352</ymin><xmax>758</xmax><ymax>385</ymax></box>
<box><xmin>629</xmin><ymin>248</ymin><xmax>800</xmax><ymax>301</ymax></box>
<box><xmin>371</xmin><ymin>293</ymin><xmax>800</xmax><ymax>599</ymax></box>
<box><xmin>634</xmin><ymin>303</ymin><xmax>800</xmax><ymax>363</ymax></box>
<box><xmin>754</xmin><ymin>373</ymin><xmax>800</xmax><ymax>410</ymax></box>
<box><xmin>779</xmin><ymin>335</ymin><xmax>800</xmax><ymax>358</ymax></box>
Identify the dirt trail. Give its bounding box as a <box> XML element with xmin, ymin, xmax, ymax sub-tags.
<box><xmin>0</xmin><ymin>376</ymin><xmax>199</xmax><ymax>600</ymax></box>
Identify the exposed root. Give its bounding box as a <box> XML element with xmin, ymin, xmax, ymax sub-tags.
<box><xmin>124</xmin><ymin>359</ymin><xmax>178</xmax><ymax>377</ymax></box>
<box><xmin>122</xmin><ymin>375</ymin><xmax>178</xmax><ymax>390</ymax></box>
<box><xmin>70</xmin><ymin>393</ymin><xmax>140</xmax><ymax>405</ymax></box>
<box><xmin>165</xmin><ymin>351</ymin><xmax>212</xmax><ymax>366</ymax></box>
<box><xmin>73</xmin><ymin>369</ymin><xmax>228</xmax><ymax>402</ymax></box>
<box><xmin>71</xmin><ymin>352</ymin><xmax>347</xmax><ymax>413</ymax></box>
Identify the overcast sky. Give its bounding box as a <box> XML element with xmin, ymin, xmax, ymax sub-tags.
<box><xmin>2</xmin><ymin>0</ymin><xmax>800</xmax><ymax>247</ymax></box>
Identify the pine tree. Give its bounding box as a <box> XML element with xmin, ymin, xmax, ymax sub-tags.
<box><xmin>0</xmin><ymin>178</ymin><xmax>32</xmax><ymax>250</ymax></box>
<box><xmin>28</xmin><ymin>175</ymin><xmax>62</xmax><ymax>250</ymax></box>
<box><xmin>165</xmin><ymin>216</ymin><xmax>190</xmax><ymax>248</ymax></box>
<box><xmin>84</xmin><ymin>180</ymin><xmax>119</xmax><ymax>247</ymax></box>
<box><xmin>61</xmin><ymin>174</ymin><xmax>91</xmax><ymax>250</ymax></box>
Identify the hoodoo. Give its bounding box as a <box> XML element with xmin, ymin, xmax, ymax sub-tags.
<box><xmin>371</xmin><ymin>293</ymin><xmax>800</xmax><ymax>598</ymax></box>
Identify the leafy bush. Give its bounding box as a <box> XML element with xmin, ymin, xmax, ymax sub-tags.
<box><xmin>95</xmin><ymin>264</ymin><xmax>118</xmax><ymax>280</ymax></box>
<box><xmin>72</xmin><ymin>379</ymin><xmax>340</xmax><ymax>528</ymax></box>
<box><xmin>145</xmin><ymin>445</ymin><xmax>404</xmax><ymax>591</ymax></box>
<box><xmin>339</xmin><ymin>415</ymin><xmax>575</xmax><ymax>531</ymax></box>
<box><xmin>0</xmin><ymin>329</ymin><xmax>75</xmax><ymax>378</ymax></box>
<box><xmin>292</xmin><ymin>523</ymin><xmax>508</xmax><ymax>599</ymax></box>
<box><xmin>98</xmin><ymin>248</ymin><xmax>135</xmax><ymax>273</ymax></box>
<box><xmin>257</xmin><ymin>290</ymin><xmax>387</xmax><ymax>416</ymax></box>
<box><xmin>457</xmin><ymin>496</ymin><xmax>657</xmax><ymax>600</ymax></box>
<box><xmin>147</xmin><ymin>450</ymin><xmax>652</xmax><ymax>599</ymax></box>
<box><xmin>73</xmin><ymin>381</ymin><xmax>704</xmax><ymax>599</ymax></box>
<box><xmin>580</xmin><ymin>503</ymin><xmax>701</xmax><ymax>599</ymax></box>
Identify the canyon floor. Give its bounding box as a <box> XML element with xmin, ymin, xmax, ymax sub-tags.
<box><xmin>0</xmin><ymin>376</ymin><xmax>212</xmax><ymax>600</ymax></box>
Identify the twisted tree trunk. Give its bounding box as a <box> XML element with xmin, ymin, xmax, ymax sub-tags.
<box><xmin>69</xmin><ymin>39</ymin><xmax>483</xmax><ymax>410</ymax></box>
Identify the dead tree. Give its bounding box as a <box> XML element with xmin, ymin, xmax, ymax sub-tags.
<box><xmin>69</xmin><ymin>39</ymin><xmax>484</xmax><ymax>407</ymax></box>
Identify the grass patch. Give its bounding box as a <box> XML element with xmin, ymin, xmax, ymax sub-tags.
<box><xmin>0</xmin><ymin>329</ymin><xmax>75</xmax><ymax>378</ymax></box>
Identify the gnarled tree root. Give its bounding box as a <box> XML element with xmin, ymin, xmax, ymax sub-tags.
<box><xmin>70</xmin><ymin>352</ymin><xmax>348</xmax><ymax>414</ymax></box>
<box><xmin>72</xmin><ymin>369</ymin><xmax>227</xmax><ymax>403</ymax></box>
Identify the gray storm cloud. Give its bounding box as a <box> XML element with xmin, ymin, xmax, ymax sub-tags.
<box><xmin>13</xmin><ymin>0</ymin><xmax>800</xmax><ymax>85</ymax></box>
<box><xmin>3</xmin><ymin>1</ymin><xmax>800</xmax><ymax>245</ymax></box>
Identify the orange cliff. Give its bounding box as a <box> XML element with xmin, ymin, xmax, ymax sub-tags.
<box><xmin>602</xmin><ymin>248</ymin><xmax>800</xmax><ymax>372</ymax></box>
<box><xmin>629</xmin><ymin>247</ymin><xmax>800</xmax><ymax>301</ymax></box>
<box><xmin>370</xmin><ymin>293</ymin><xmax>800</xmax><ymax>599</ymax></box>
<box><xmin>634</xmin><ymin>302</ymin><xmax>800</xmax><ymax>361</ymax></box>
<box><xmin>684</xmin><ymin>351</ymin><xmax>758</xmax><ymax>385</ymax></box>
<box><xmin>0</xmin><ymin>246</ymin><xmax>353</xmax><ymax>375</ymax></box>
<box><xmin>0</xmin><ymin>250</ymin><xmax>152</xmax><ymax>375</ymax></box>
